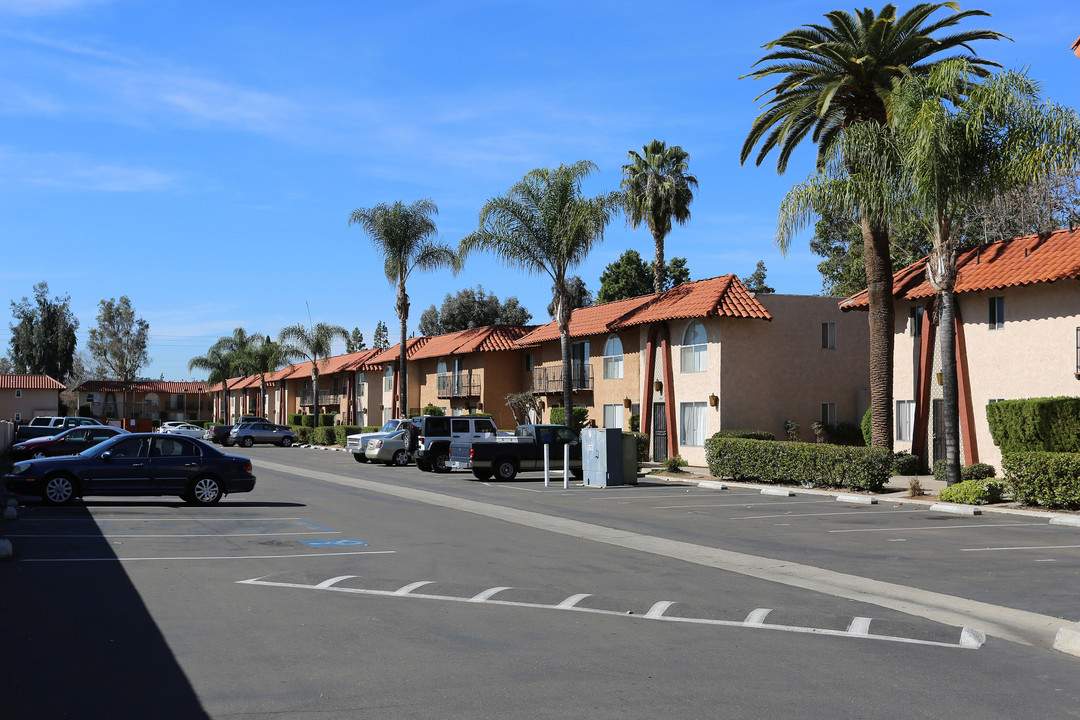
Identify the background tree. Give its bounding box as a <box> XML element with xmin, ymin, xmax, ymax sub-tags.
<box><xmin>0</xmin><ymin>357</ymin><xmax>12</xmax><ymax>374</ymax></box>
<box><xmin>373</xmin><ymin>321</ymin><xmax>389</xmax><ymax>349</ymax></box>
<box><xmin>278</xmin><ymin>322</ymin><xmax>350</xmax><ymax>419</ymax></box>
<box><xmin>546</xmin><ymin>275</ymin><xmax>592</xmax><ymax>318</ymax></box>
<box><xmin>460</xmin><ymin>161</ymin><xmax>621</xmax><ymax>425</ymax></box>
<box><xmin>8</xmin><ymin>281</ymin><xmax>79</xmax><ymax>382</ymax></box>
<box><xmin>962</xmin><ymin>169</ymin><xmax>1080</xmax><ymax>244</ymax></box>
<box><xmin>741</xmin><ymin>261</ymin><xmax>775</xmax><ymax>294</ymax></box>
<box><xmin>86</xmin><ymin>296</ymin><xmax>150</xmax><ymax>381</ymax></box>
<box><xmin>346</xmin><ymin>328</ymin><xmax>367</xmax><ymax>353</ymax></box>
<box><xmin>188</xmin><ymin>344</ymin><xmax>240</xmax><ymax>424</ymax></box>
<box><xmin>418</xmin><ymin>286</ymin><xmax>533</xmax><ymax>336</ymax></box>
<box><xmin>621</xmin><ymin>139</ymin><xmax>698</xmax><ymax>292</ymax></box>
<box><xmin>597</xmin><ymin>251</ymin><xmax>692</xmax><ymax>303</ymax></box>
<box><xmin>251</xmin><ymin>335</ymin><xmax>286</xmax><ymax>417</ymax></box>
<box><xmin>349</xmin><ymin>198</ymin><xmax>460</xmax><ymax>416</ymax></box>
<box><xmin>742</xmin><ymin>3</ymin><xmax>1007</xmax><ymax>450</ymax></box>
<box><xmin>665</xmin><ymin>257</ymin><xmax>691</xmax><ymax>288</ymax></box>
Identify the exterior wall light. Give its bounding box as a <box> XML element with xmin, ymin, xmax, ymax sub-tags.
<box><xmin>708</xmin><ymin>394</ymin><xmax>719</xmax><ymax>407</ymax></box>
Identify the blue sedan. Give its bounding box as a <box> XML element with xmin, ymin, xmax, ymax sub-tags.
<box><xmin>3</xmin><ymin>433</ymin><xmax>256</xmax><ymax>506</ymax></box>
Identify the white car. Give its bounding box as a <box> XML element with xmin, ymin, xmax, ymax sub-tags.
<box><xmin>346</xmin><ymin>418</ymin><xmax>416</xmax><ymax>463</ymax></box>
<box><xmin>160</xmin><ymin>422</ymin><xmax>208</xmax><ymax>438</ymax></box>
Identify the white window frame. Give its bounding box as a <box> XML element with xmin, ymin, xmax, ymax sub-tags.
<box><xmin>896</xmin><ymin>400</ymin><xmax>916</xmax><ymax>442</ymax></box>
<box><xmin>989</xmin><ymin>296</ymin><xmax>1005</xmax><ymax>330</ymax></box>
<box><xmin>602</xmin><ymin>336</ymin><xmax>624</xmax><ymax>380</ymax></box>
<box><xmin>383</xmin><ymin>366</ymin><xmax>393</xmax><ymax>393</ymax></box>
<box><xmin>821</xmin><ymin>322</ymin><xmax>836</xmax><ymax>350</ymax></box>
<box><xmin>680</xmin><ymin>320</ymin><xmax>707</xmax><ymax>374</ymax></box>
<box><xmin>14</xmin><ymin>389</ymin><xmax>21</xmax><ymax>398</ymax></box>
<box><xmin>602</xmin><ymin>403</ymin><xmax>624</xmax><ymax>429</ymax></box>
<box><xmin>680</xmin><ymin>402</ymin><xmax>708</xmax><ymax>446</ymax></box>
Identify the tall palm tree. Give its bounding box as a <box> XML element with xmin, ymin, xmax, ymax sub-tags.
<box><xmin>278</xmin><ymin>322</ymin><xmax>349</xmax><ymax>421</ymax></box>
<box><xmin>741</xmin><ymin>3</ymin><xmax>1006</xmax><ymax>449</ymax></box>
<box><xmin>349</xmin><ymin>198</ymin><xmax>460</xmax><ymax>417</ymax></box>
<box><xmin>188</xmin><ymin>345</ymin><xmax>240</xmax><ymax>424</ymax></box>
<box><xmin>621</xmin><ymin>140</ymin><xmax>698</xmax><ymax>293</ymax></box>
<box><xmin>251</xmin><ymin>335</ymin><xmax>286</xmax><ymax>420</ymax></box>
<box><xmin>459</xmin><ymin>161</ymin><xmax>621</xmax><ymax>425</ymax></box>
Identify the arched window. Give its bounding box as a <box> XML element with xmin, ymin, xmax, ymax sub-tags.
<box><xmin>680</xmin><ymin>320</ymin><xmax>707</xmax><ymax>373</ymax></box>
<box><xmin>145</xmin><ymin>393</ymin><xmax>160</xmax><ymax>408</ymax></box>
<box><xmin>602</xmin><ymin>336</ymin><xmax>623</xmax><ymax>379</ymax></box>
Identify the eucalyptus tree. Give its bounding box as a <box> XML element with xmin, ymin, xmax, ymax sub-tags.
<box><xmin>459</xmin><ymin>161</ymin><xmax>621</xmax><ymax>424</ymax></box>
<box><xmin>741</xmin><ymin>3</ymin><xmax>1007</xmax><ymax>449</ymax></box>
<box><xmin>349</xmin><ymin>198</ymin><xmax>460</xmax><ymax>416</ymax></box>
<box><xmin>779</xmin><ymin>63</ymin><xmax>1080</xmax><ymax>483</ymax></box>
<box><xmin>621</xmin><ymin>140</ymin><xmax>698</xmax><ymax>293</ymax></box>
<box><xmin>278</xmin><ymin>322</ymin><xmax>349</xmax><ymax>419</ymax></box>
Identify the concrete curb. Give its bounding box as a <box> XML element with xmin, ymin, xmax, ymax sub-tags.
<box><xmin>929</xmin><ymin>502</ymin><xmax>982</xmax><ymax>515</ymax></box>
<box><xmin>1049</xmin><ymin>515</ymin><xmax>1080</xmax><ymax>528</ymax></box>
<box><xmin>837</xmin><ymin>494</ymin><xmax>877</xmax><ymax>505</ymax></box>
<box><xmin>697</xmin><ymin>481</ymin><xmax>727</xmax><ymax>490</ymax></box>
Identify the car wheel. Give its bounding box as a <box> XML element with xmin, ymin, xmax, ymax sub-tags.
<box><xmin>494</xmin><ymin>458</ymin><xmax>518</xmax><ymax>481</ymax></box>
<box><xmin>471</xmin><ymin>469</ymin><xmax>492</xmax><ymax>481</ymax></box>
<box><xmin>188</xmin><ymin>475</ymin><xmax>222</xmax><ymax>505</ymax></box>
<box><xmin>353</xmin><ymin>453</ymin><xmax>368</xmax><ymax>463</ymax></box>
<box><xmin>280</xmin><ymin>436</ymin><xmax>293</xmax><ymax>447</ymax></box>
<box><xmin>42</xmin><ymin>474</ymin><xmax>77</xmax><ymax>505</ymax></box>
<box><xmin>416</xmin><ymin>458</ymin><xmax>432</xmax><ymax>472</ymax></box>
<box><xmin>431</xmin><ymin>448</ymin><xmax>451</xmax><ymax>474</ymax></box>
<box><xmin>240</xmin><ymin>436</ymin><xmax>254</xmax><ymax>448</ymax></box>
<box><xmin>391</xmin><ymin>449</ymin><xmax>408</xmax><ymax>466</ymax></box>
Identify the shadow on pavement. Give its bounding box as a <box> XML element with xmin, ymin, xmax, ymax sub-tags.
<box><xmin>0</xmin><ymin>502</ymin><xmax>212</xmax><ymax>719</ymax></box>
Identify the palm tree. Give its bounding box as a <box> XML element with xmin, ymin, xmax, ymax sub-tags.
<box><xmin>621</xmin><ymin>140</ymin><xmax>698</xmax><ymax>293</ymax></box>
<box><xmin>459</xmin><ymin>161</ymin><xmax>621</xmax><ymax>425</ymax></box>
<box><xmin>349</xmin><ymin>198</ymin><xmax>460</xmax><ymax>417</ymax></box>
<box><xmin>251</xmin><ymin>335</ymin><xmax>286</xmax><ymax>420</ymax></box>
<box><xmin>741</xmin><ymin>3</ymin><xmax>1007</xmax><ymax>449</ymax></box>
<box><xmin>188</xmin><ymin>345</ymin><xmax>240</xmax><ymax>424</ymax></box>
<box><xmin>278</xmin><ymin>322</ymin><xmax>349</xmax><ymax>421</ymax></box>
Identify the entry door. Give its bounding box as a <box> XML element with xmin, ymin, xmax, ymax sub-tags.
<box><xmin>932</xmin><ymin>399</ymin><xmax>944</xmax><ymax>465</ymax></box>
<box><xmin>652</xmin><ymin>403</ymin><xmax>668</xmax><ymax>462</ymax></box>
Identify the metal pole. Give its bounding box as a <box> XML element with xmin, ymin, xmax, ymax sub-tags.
<box><xmin>544</xmin><ymin>443</ymin><xmax>550</xmax><ymax>487</ymax></box>
<box><xmin>563</xmin><ymin>442</ymin><xmax>569</xmax><ymax>489</ymax></box>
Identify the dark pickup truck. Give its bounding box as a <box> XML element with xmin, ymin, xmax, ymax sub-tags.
<box><xmin>15</xmin><ymin>416</ymin><xmax>103</xmax><ymax>441</ymax></box>
<box><xmin>448</xmin><ymin>424</ymin><xmax>582</xmax><ymax>481</ymax></box>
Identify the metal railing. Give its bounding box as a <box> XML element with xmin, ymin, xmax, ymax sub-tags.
<box><xmin>436</xmin><ymin>373</ymin><xmax>480</xmax><ymax>398</ymax></box>
<box><xmin>528</xmin><ymin>363</ymin><xmax>593</xmax><ymax>394</ymax></box>
<box><xmin>298</xmin><ymin>390</ymin><xmax>342</xmax><ymax>407</ymax></box>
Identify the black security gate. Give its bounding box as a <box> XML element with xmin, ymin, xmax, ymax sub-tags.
<box><xmin>652</xmin><ymin>402</ymin><xmax>668</xmax><ymax>462</ymax></box>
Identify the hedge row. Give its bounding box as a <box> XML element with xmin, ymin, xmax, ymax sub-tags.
<box><xmin>987</xmin><ymin>397</ymin><xmax>1080</xmax><ymax>453</ymax></box>
<box><xmin>711</xmin><ymin>429</ymin><xmax>775</xmax><ymax>441</ymax></box>
<box><xmin>624</xmin><ymin>432</ymin><xmax>649</xmax><ymax>462</ymax></box>
<box><xmin>704</xmin><ymin>437</ymin><xmax>891</xmax><ymax>492</ymax></box>
<box><xmin>938</xmin><ymin>478</ymin><xmax>1006</xmax><ymax>505</ymax></box>
<box><xmin>1002</xmin><ymin>451</ymin><xmax>1080</xmax><ymax>510</ymax></box>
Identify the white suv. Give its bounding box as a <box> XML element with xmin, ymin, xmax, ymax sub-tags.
<box><xmin>414</xmin><ymin>415</ymin><xmax>499</xmax><ymax>473</ymax></box>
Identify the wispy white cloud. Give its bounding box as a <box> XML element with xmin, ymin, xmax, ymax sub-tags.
<box><xmin>0</xmin><ymin>147</ymin><xmax>176</xmax><ymax>192</ymax></box>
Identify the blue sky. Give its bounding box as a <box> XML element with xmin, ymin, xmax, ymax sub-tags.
<box><xmin>2</xmin><ymin>0</ymin><xmax>1077</xmax><ymax>382</ymax></box>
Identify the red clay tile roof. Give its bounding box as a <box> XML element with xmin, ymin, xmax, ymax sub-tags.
<box><xmin>75</xmin><ymin>380</ymin><xmax>207</xmax><ymax>393</ymax></box>
<box><xmin>515</xmin><ymin>275</ymin><xmax>771</xmax><ymax>346</ymax></box>
<box><xmin>408</xmin><ymin>325</ymin><xmax>535</xmax><ymax>360</ymax></box>
<box><xmin>369</xmin><ymin>337</ymin><xmax>430</xmax><ymax>365</ymax></box>
<box><xmin>1</xmin><ymin>373</ymin><xmax>65</xmax><ymax>390</ymax></box>
<box><xmin>840</xmin><ymin>227</ymin><xmax>1080</xmax><ymax>310</ymax></box>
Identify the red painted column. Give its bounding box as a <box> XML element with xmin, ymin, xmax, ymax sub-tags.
<box><xmin>911</xmin><ymin>303</ymin><xmax>935</xmax><ymax>469</ymax></box>
<box><xmin>953</xmin><ymin>303</ymin><xmax>979</xmax><ymax>465</ymax></box>
<box><xmin>641</xmin><ymin>327</ymin><xmax>657</xmax><ymax>439</ymax></box>
<box><xmin>659</xmin><ymin>327</ymin><xmax>678</xmax><ymax>460</ymax></box>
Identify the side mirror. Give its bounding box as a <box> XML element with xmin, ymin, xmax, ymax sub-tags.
<box><xmin>100</xmin><ymin>451</ymin><xmax>113</xmax><ymax>461</ymax></box>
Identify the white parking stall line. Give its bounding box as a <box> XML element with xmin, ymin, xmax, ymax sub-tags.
<box><xmin>394</xmin><ymin>581</ymin><xmax>435</xmax><ymax>595</ymax></box>
<box><xmin>847</xmin><ymin>617</ymin><xmax>873</xmax><ymax>635</ymax></box>
<box><xmin>237</xmin><ymin>576</ymin><xmax>982</xmax><ymax>650</ymax></box>
<box><xmin>6</xmin><ymin>531</ymin><xmax>340</xmax><ymax>539</ymax></box>
<box><xmin>652</xmin><ymin>500</ymin><xmax>833</xmax><ymax>510</ymax></box>
<box><xmin>22</xmin><ymin>550</ymin><xmax>396</xmax><ymax>562</ymax></box>
<box><xmin>828</xmin><ymin>522</ymin><xmax>1046</xmax><ymax>534</ymax></box>
<box><xmin>961</xmin><ymin>544</ymin><xmax>1080</xmax><ymax>552</ymax></box>
<box><xmin>732</xmin><ymin>509</ymin><xmax>926</xmax><ymax>520</ymax></box>
<box><xmin>470</xmin><ymin>586</ymin><xmax>513</xmax><ymax>602</ymax></box>
<box><xmin>315</xmin><ymin>575</ymin><xmax>359</xmax><ymax>589</ymax></box>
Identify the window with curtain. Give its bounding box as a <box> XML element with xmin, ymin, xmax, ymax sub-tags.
<box><xmin>383</xmin><ymin>366</ymin><xmax>393</xmax><ymax>393</ymax></box>
<box><xmin>603</xmin><ymin>403</ymin><xmax>624</xmax><ymax>429</ymax></box>
<box><xmin>680</xmin><ymin>402</ymin><xmax>707</xmax><ymax>446</ymax></box>
<box><xmin>896</xmin><ymin>400</ymin><xmax>915</xmax><ymax>442</ymax></box>
<box><xmin>602</xmin><ymin>336</ymin><xmax>623</xmax><ymax>379</ymax></box>
<box><xmin>680</xmin><ymin>320</ymin><xmax>707</xmax><ymax>373</ymax></box>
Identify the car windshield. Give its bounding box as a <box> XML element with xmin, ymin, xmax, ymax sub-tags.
<box><xmin>378</xmin><ymin>421</ymin><xmax>398</xmax><ymax>432</ymax></box>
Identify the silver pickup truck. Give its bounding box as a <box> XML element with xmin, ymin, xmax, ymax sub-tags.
<box><xmin>448</xmin><ymin>424</ymin><xmax>582</xmax><ymax>481</ymax></box>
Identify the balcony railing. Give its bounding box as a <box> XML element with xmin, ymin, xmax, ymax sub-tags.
<box><xmin>299</xmin><ymin>390</ymin><xmax>342</xmax><ymax>407</ymax></box>
<box><xmin>437</xmin><ymin>372</ymin><xmax>480</xmax><ymax>398</ymax></box>
<box><xmin>529</xmin><ymin>363</ymin><xmax>592</xmax><ymax>394</ymax></box>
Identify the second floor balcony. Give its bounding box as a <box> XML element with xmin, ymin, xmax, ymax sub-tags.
<box><xmin>437</xmin><ymin>372</ymin><xmax>481</xmax><ymax>398</ymax></box>
<box><xmin>299</xmin><ymin>389</ymin><xmax>342</xmax><ymax>407</ymax></box>
<box><xmin>528</xmin><ymin>363</ymin><xmax>592</xmax><ymax>395</ymax></box>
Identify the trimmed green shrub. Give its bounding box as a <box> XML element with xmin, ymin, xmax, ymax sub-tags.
<box><xmin>828</xmin><ymin>422</ymin><xmax>865</xmax><ymax>447</ymax></box>
<box><xmin>625</xmin><ymin>432</ymin><xmax>649</xmax><ymax>462</ymax></box>
<box><xmin>712</xmin><ymin>429</ymin><xmax>775</xmax><ymax>441</ymax></box>
<box><xmin>301</xmin><ymin>415</ymin><xmax>315</xmax><ymax>428</ymax></box>
<box><xmin>288</xmin><ymin>414</ymin><xmax>304</xmax><ymax>426</ymax></box>
<box><xmin>662</xmin><ymin>455</ymin><xmax>687</xmax><ymax>472</ymax></box>
<box><xmin>550</xmin><ymin>406</ymin><xmax>589</xmax><ymax>434</ymax></box>
<box><xmin>292</xmin><ymin>425</ymin><xmax>313</xmax><ymax>444</ymax></box>
<box><xmin>318</xmin><ymin>414</ymin><xmax>335</xmax><ymax>427</ymax></box>
<box><xmin>311</xmin><ymin>426</ymin><xmax>337</xmax><ymax>445</ymax></box>
<box><xmin>1002</xmin><ymin>451</ymin><xmax>1080</xmax><ymax>509</ymax></box>
<box><xmin>334</xmin><ymin>425</ymin><xmax>363</xmax><ymax>446</ymax></box>
<box><xmin>987</xmin><ymin>397</ymin><xmax>1080</xmax><ymax>453</ymax></box>
<box><xmin>938</xmin><ymin>478</ymin><xmax>1006</xmax><ymax>505</ymax></box>
<box><xmin>629</xmin><ymin>414</ymin><xmax>640</xmax><ymax>433</ymax></box>
<box><xmin>360</xmin><ymin>425</ymin><xmax>381</xmax><ymax>433</ymax></box>
<box><xmin>422</xmin><ymin>404</ymin><xmax>445</xmax><ymax>416</ymax></box>
<box><xmin>705</xmin><ymin>437</ymin><xmax>891</xmax><ymax>492</ymax></box>
<box><xmin>891</xmin><ymin>451</ymin><xmax>920</xmax><ymax>476</ymax></box>
<box><xmin>934</xmin><ymin>459</ymin><xmax>997</xmax><ymax>484</ymax></box>
<box><xmin>861</xmin><ymin>407</ymin><xmax>872</xmax><ymax>446</ymax></box>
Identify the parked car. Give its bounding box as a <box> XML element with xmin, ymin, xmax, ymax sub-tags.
<box><xmin>3</xmin><ymin>433</ymin><xmax>256</xmax><ymax>506</ymax></box>
<box><xmin>9</xmin><ymin>425</ymin><xmax>130</xmax><ymax>461</ymax></box>
<box><xmin>448</xmin><ymin>424</ymin><xmax>583</xmax><ymax>481</ymax></box>
<box><xmin>365</xmin><ymin>430</ymin><xmax>411</xmax><ymax>466</ymax></box>
<box><xmin>203</xmin><ymin>425</ymin><xmax>235</xmax><ymax>446</ymax></box>
<box><xmin>235</xmin><ymin>416</ymin><xmax>270</xmax><ymax>424</ymax></box>
<box><xmin>229</xmin><ymin>422</ymin><xmax>296</xmax><ymax>447</ymax></box>
<box><xmin>159</xmin><ymin>422</ymin><xmax>207</xmax><ymax>438</ymax></box>
<box><xmin>15</xmin><ymin>416</ymin><xmax>103</xmax><ymax>441</ymax></box>
<box><xmin>345</xmin><ymin>419</ymin><xmax>417</xmax><ymax>463</ymax></box>
<box><xmin>414</xmin><ymin>415</ymin><xmax>499</xmax><ymax>473</ymax></box>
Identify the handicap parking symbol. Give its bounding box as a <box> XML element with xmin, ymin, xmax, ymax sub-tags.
<box><xmin>300</xmin><ymin>539</ymin><xmax>370</xmax><ymax>547</ymax></box>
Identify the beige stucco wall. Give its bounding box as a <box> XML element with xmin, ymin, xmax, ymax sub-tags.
<box><xmin>0</xmin><ymin>388</ymin><xmax>60</xmax><ymax>423</ymax></box>
<box><xmin>894</xmin><ymin>280</ymin><xmax>1080</xmax><ymax>471</ymax></box>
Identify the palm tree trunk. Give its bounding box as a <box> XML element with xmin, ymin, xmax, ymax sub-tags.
<box><xmin>651</xmin><ymin>226</ymin><xmax>666</xmax><ymax>294</ymax></box>
<box><xmin>862</xmin><ymin>216</ymin><xmax>895</xmax><ymax>450</ymax></box>
<box><xmin>311</xmin><ymin>369</ymin><xmax>318</xmax><ymax>424</ymax></box>
<box><xmin>937</xmin><ymin>290</ymin><xmax>962</xmax><ymax>485</ymax></box>
<box><xmin>397</xmin><ymin>281</ymin><xmax>409</xmax><ymax>417</ymax></box>
<box><xmin>560</xmin><ymin>329</ymin><xmax>573</xmax><ymax>429</ymax></box>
